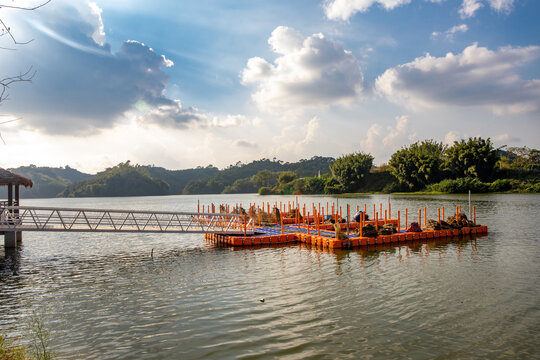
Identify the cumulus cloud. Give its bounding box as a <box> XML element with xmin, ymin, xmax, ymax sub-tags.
<box><xmin>324</xmin><ymin>0</ymin><xmax>443</xmax><ymax>20</ymax></box>
<box><xmin>233</xmin><ymin>139</ymin><xmax>258</xmax><ymax>148</ymax></box>
<box><xmin>325</xmin><ymin>0</ymin><xmax>412</xmax><ymax>20</ymax></box>
<box><xmin>432</xmin><ymin>24</ymin><xmax>468</xmax><ymax>41</ymax></box>
<box><xmin>460</xmin><ymin>0</ymin><xmax>516</xmax><ymax>18</ymax></box>
<box><xmin>375</xmin><ymin>43</ymin><xmax>540</xmax><ymax>115</ymax></box>
<box><xmin>2</xmin><ymin>1</ymin><xmax>200</xmax><ymax>134</ymax></box>
<box><xmin>360</xmin><ymin>115</ymin><xmax>415</xmax><ymax>159</ymax></box>
<box><xmin>241</xmin><ymin>26</ymin><xmax>365</xmax><ymax>112</ymax></box>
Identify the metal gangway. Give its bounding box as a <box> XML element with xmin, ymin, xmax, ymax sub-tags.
<box><xmin>0</xmin><ymin>206</ymin><xmax>254</xmax><ymax>234</ymax></box>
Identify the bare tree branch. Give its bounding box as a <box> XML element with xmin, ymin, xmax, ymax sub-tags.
<box><xmin>0</xmin><ymin>0</ymin><xmax>51</xmax><ymax>11</ymax></box>
<box><xmin>0</xmin><ymin>67</ymin><xmax>35</xmax><ymax>103</ymax></box>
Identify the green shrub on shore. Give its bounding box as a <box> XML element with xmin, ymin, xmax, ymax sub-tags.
<box><xmin>426</xmin><ymin>178</ymin><xmax>490</xmax><ymax>193</ymax></box>
<box><xmin>0</xmin><ymin>334</ymin><xmax>31</xmax><ymax>360</ymax></box>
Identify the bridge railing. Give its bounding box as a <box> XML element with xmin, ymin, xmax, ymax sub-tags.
<box><xmin>0</xmin><ymin>206</ymin><xmax>254</xmax><ymax>234</ymax></box>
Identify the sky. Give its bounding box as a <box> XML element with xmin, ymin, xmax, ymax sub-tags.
<box><xmin>0</xmin><ymin>0</ymin><xmax>539</xmax><ymax>173</ymax></box>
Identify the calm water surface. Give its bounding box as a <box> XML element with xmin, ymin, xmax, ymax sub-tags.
<box><xmin>1</xmin><ymin>194</ymin><xmax>539</xmax><ymax>359</ymax></box>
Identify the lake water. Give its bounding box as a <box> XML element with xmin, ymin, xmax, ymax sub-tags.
<box><xmin>1</xmin><ymin>194</ymin><xmax>539</xmax><ymax>359</ymax></box>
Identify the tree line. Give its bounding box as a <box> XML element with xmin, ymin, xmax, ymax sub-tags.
<box><xmin>260</xmin><ymin>137</ymin><xmax>539</xmax><ymax>195</ymax></box>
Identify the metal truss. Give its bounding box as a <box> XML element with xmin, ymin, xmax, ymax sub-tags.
<box><xmin>0</xmin><ymin>206</ymin><xmax>254</xmax><ymax>234</ymax></box>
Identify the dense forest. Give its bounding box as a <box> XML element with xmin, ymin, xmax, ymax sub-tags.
<box><xmin>6</xmin><ymin>139</ymin><xmax>539</xmax><ymax>198</ymax></box>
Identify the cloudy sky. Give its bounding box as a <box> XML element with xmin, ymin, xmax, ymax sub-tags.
<box><xmin>0</xmin><ymin>0</ymin><xmax>538</xmax><ymax>173</ymax></box>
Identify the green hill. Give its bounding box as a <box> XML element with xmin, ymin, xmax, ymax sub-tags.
<box><xmin>9</xmin><ymin>165</ymin><xmax>92</xmax><ymax>198</ymax></box>
<box><xmin>59</xmin><ymin>161</ymin><xmax>169</xmax><ymax>197</ymax></box>
<box><xmin>182</xmin><ymin>156</ymin><xmax>334</xmax><ymax>194</ymax></box>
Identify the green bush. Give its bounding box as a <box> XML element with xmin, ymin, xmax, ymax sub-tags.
<box><xmin>489</xmin><ymin>179</ymin><xmax>512</xmax><ymax>192</ymax></box>
<box><xmin>427</xmin><ymin>177</ymin><xmax>489</xmax><ymax>193</ymax></box>
<box><xmin>258</xmin><ymin>187</ymin><xmax>276</xmax><ymax>195</ymax></box>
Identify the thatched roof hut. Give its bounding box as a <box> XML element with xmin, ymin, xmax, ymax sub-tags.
<box><xmin>0</xmin><ymin>168</ymin><xmax>33</xmax><ymax>187</ymax></box>
<box><xmin>0</xmin><ymin>168</ymin><xmax>32</xmax><ymax>207</ymax></box>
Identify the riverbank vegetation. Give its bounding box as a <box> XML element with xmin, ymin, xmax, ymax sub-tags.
<box><xmin>8</xmin><ymin>138</ymin><xmax>539</xmax><ymax>197</ymax></box>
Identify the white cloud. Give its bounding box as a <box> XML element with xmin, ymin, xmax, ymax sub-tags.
<box><xmin>460</xmin><ymin>0</ymin><xmax>516</xmax><ymax>18</ymax></box>
<box><xmin>459</xmin><ymin>0</ymin><xmax>483</xmax><ymax>18</ymax></box>
<box><xmin>233</xmin><ymin>139</ymin><xmax>258</xmax><ymax>148</ymax></box>
<box><xmin>209</xmin><ymin>114</ymin><xmax>248</xmax><ymax>128</ymax></box>
<box><xmin>2</xmin><ymin>1</ymin><xmax>190</xmax><ymax>134</ymax></box>
<box><xmin>241</xmin><ymin>26</ymin><xmax>365</xmax><ymax>112</ymax></box>
<box><xmin>324</xmin><ymin>0</ymin><xmax>412</xmax><ymax>20</ymax></box>
<box><xmin>486</xmin><ymin>0</ymin><xmax>515</xmax><ymax>13</ymax></box>
<box><xmin>324</xmin><ymin>0</ymin><xmax>445</xmax><ymax>20</ymax></box>
<box><xmin>432</xmin><ymin>24</ymin><xmax>468</xmax><ymax>41</ymax></box>
<box><xmin>269</xmin><ymin>117</ymin><xmax>321</xmax><ymax>158</ymax></box>
<box><xmin>87</xmin><ymin>2</ymin><xmax>106</xmax><ymax>45</ymax></box>
<box><xmin>359</xmin><ymin>115</ymin><xmax>415</xmax><ymax>162</ymax></box>
<box><xmin>375</xmin><ymin>43</ymin><xmax>540</xmax><ymax>115</ymax></box>
<box><xmin>444</xmin><ymin>131</ymin><xmax>461</xmax><ymax>145</ymax></box>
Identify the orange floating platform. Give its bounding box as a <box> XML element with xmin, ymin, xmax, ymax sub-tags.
<box><xmin>205</xmin><ymin>223</ymin><xmax>488</xmax><ymax>249</ymax></box>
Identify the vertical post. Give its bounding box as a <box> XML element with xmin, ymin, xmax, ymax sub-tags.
<box><xmin>442</xmin><ymin>206</ymin><xmax>445</xmax><ymax>220</ymax></box>
<box><xmin>405</xmin><ymin>208</ymin><xmax>408</xmax><ymax>230</ymax></box>
<box><xmin>384</xmin><ymin>210</ymin><xmax>387</xmax><ymax>224</ymax></box>
<box><xmin>316</xmin><ymin>209</ymin><xmax>321</xmax><ymax>236</ymax></box>
<box><xmin>243</xmin><ymin>215</ymin><xmax>247</xmax><ymax>237</ymax></box>
<box><xmin>438</xmin><ymin>208</ymin><xmax>441</xmax><ymax>223</ymax></box>
<box><xmin>197</xmin><ymin>200</ymin><xmax>200</xmax><ymax>213</ymax></box>
<box><xmin>380</xmin><ymin>203</ymin><xmax>382</xmax><ymax>218</ymax></box>
<box><xmin>397</xmin><ymin>210</ymin><xmax>401</xmax><ymax>233</ymax></box>
<box><xmin>7</xmin><ymin>184</ymin><xmax>13</xmax><ymax>206</ymax></box>
<box><xmin>389</xmin><ymin>200</ymin><xmax>391</xmax><ymax>220</ymax></box>
<box><xmin>373</xmin><ymin>204</ymin><xmax>376</xmax><ymax>222</ymax></box>
<box><xmin>281</xmin><ymin>216</ymin><xmax>284</xmax><ymax>235</ymax></box>
<box><xmin>473</xmin><ymin>206</ymin><xmax>476</xmax><ymax>225</ymax></box>
<box><xmin>360</xmin><ymin>212</ymin><xmax>364</xmax><ymax>237</ymax></box>
<box><xmin>469</xmin><ymin>190</ymin><xmax>471</xmax><ymax>219</ymax></box>
<box><xmin>346</xmin><ymin>204</ymin><xmax>350</xmax><ymax>237</ymax></box>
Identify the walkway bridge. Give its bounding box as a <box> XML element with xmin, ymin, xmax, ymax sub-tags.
<box><xmin>0</xmin><ymin>206</ymin><xmax>254</xmax><ymax>235</ymax></box>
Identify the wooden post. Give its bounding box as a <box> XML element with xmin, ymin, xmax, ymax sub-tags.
<box><xmin>7</xmin><ymin>184</ymin><xmax>13</xmax><ymax>206</ymax></box>
<box><xmin>473</xmin><ymin>206</ymin><xmax>476</xmax><ymax>225</ymax></box>
<box><xmin>438</xmin><ymin>208</ymin><xmax>441</xmax><ymax>223</ymax></box>
<box><xmin>384</xmin><ymin>210</ymin><xmax>387</xmax><ymax>224</ymax></box>
<box><xmin>405</xmin><ymin>208</ymin><xmax>408</xmax><ymax>229</ymax></box>
<box><xmin>373</xmin><ymin>204</ymin><xmax>376</xmax><ymax>222</ymax></box>
<box><xmin>347</xmin><ymin>204</ymin><xmax>350</xmax><ymax>237</ymax></box>
<box><xmin>397</xmin><ymin>210</ymin><xmax>401</xmax><ymax>233</ymax></box>
<box><xmin>442</xmin><ymin>206</ymin><xmax>445</xmax><ymax>220</ymax></box>
<box><xmin>243</xmin><ymin>215</ymin><xmax>247</xmax><ymax>237</ymax></box>
<box><xmin>360</xmin><ymin>212</ymin><xmax>364</xmax><ymax>237</ymax></box>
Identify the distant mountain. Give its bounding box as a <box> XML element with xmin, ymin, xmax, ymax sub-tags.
<box><xmin>145</xmin><ymin>165</ymin><xmax>218</xmax><ymax>194</ymax></box>
<box><xmin>183</xmin><ymin>156</ymin><xmax>334</xmax><ymax>194</ymax></box>
<box><xmin>7</xmin><ymin>156</ymin><xmax>335</xmax><ymax>198</ymax></box>
<box><xmin>59</xmin><ymin>161</ymin><xmax>169</xmax><ymax>197</ymax></box>
<box><xmin>10</xmin><ymin>165</ymin><xmax>92</xmax><ymax>198</ymax></box>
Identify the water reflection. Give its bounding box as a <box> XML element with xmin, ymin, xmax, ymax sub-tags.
<box><xmin>0</xmin><ymin>194</ymin><xmax>538</xmax><ymax>359</ymax></box>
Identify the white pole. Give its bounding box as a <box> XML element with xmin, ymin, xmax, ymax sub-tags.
<box><xmin>468</xmin><ymin>190</ymin><xmax>471</xmax><ymax>218</ymax></box>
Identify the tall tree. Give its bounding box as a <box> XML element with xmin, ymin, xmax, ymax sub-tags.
<box><xmin>389</xmin><ymin>140</ymin><xmax>446</xmax><ymax>190</ymax></box>
<box><xmin>330</xmin><ymin>152</ymin><xmax>373</xmax><ymax>192</ymax></box>
<box><xmin>445</xmin><ymin>137</ymin><xmax>499</xmax><ymax>181</ymax></box>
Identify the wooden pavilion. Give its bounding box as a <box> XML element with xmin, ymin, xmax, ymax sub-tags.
<box><xmin>1</xmin><ymin>168</ymin><xmax>32</xmax><ymax>247</ymax></box>
<box><xmin>0</xmin><ymin>167</ymin><xmax>33</xmax><ymax>207</ymax></box>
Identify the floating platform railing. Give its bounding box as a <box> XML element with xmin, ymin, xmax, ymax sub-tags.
<box><xmin>0</xmin><ymin>206</ymin><xmax>254</xmax><ymax>234</ymax></box>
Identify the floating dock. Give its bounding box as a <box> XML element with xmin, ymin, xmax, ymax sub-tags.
<box><xmin>203</xmin><ymin>201</ymin><xmax>487</xmax><ymax>249</ymax></box>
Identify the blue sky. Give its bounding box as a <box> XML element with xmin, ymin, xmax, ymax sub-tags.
<box><xmin>1</xmin><ymin>0</ymin><xmax>539</xmax><ymax>173</ymax></box>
